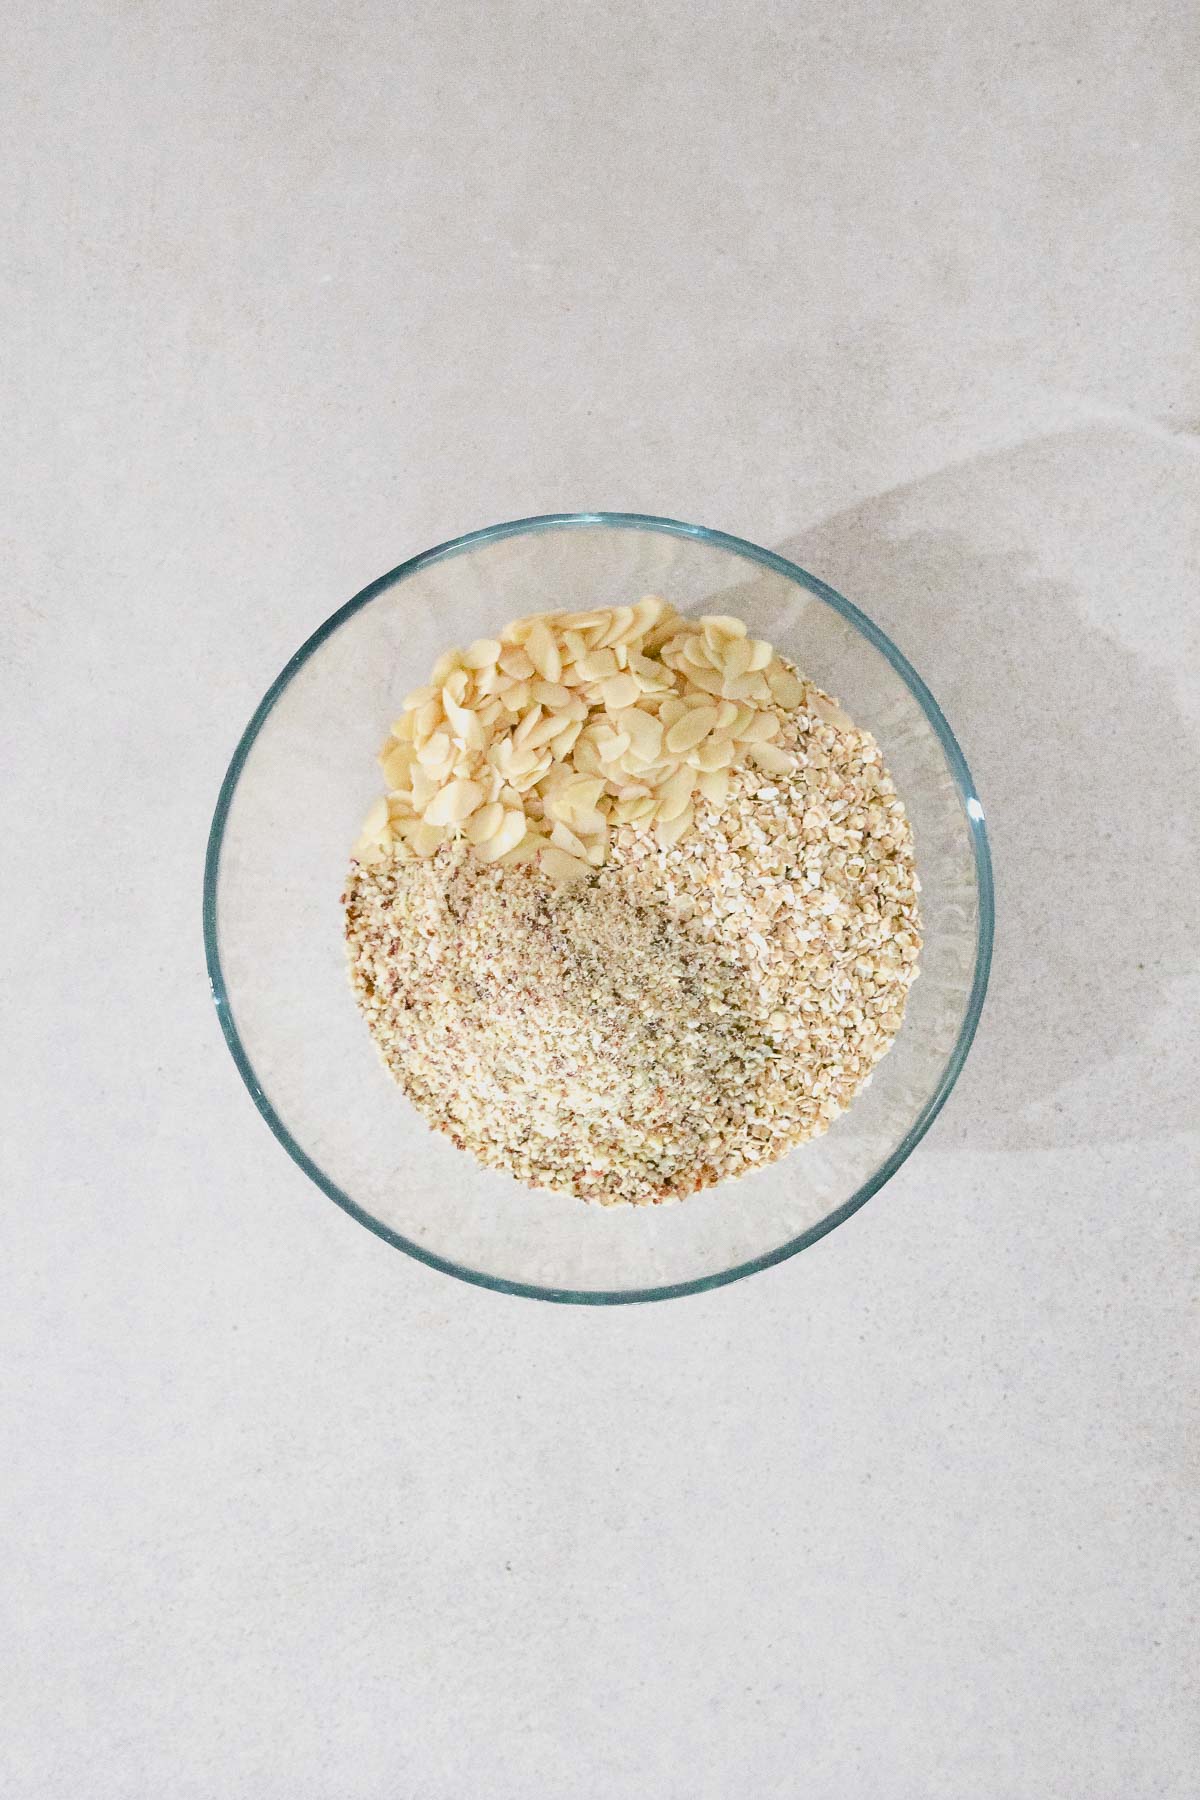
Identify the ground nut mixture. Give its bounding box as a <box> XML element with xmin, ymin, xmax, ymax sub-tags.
<box><xmin>344</xmin><ymin>629</ymin><xmax>921</xmax><ymax>1204</ymax></box>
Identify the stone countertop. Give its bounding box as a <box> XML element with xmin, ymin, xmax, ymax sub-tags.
<box><xmin>4</xmin><ymin>4</ymin><xmax>1197</xmax><ymax>1795</ymax></box>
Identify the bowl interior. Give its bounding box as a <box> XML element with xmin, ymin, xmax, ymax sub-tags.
<box><xmin>206</xmin><ymin>516</ymin><xmax>991</xmax><ymax>1300</ymax></box>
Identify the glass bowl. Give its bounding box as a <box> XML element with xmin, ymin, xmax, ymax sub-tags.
<box><xmin>205</xmin><ymin>513</ymin><xmax>992</xmax><ymax>1302</ymax></box>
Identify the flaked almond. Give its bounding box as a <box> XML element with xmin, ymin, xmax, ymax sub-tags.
<box><xmin>656</xmin><ymin>766</ymin><xmax>696</xmax><ymax>820</ymax></box>
<box><xmin>720</xmin><ymin>635</ymin><xmax>754</xmax><ymax>680</ymax></box>
<box><xmin>749</xmin><ymin>743</ymin><xmax>797</xmax><ymax>775</ymax></box>
<box><xmin>512</xmin><ymin>704</ymin><xmax>544</xmax><ymax>748</ymax></box>
<box><xmin>359</xmin><ymin>601</ymin><xmax>827</xmax><ymax>871</ymax></box>
<box><xmin>576</xmin><ymin>647</ymin><xmax>619</xmax><ymax>680</ymax></box>
<box><xmin>600</xmin><ymin>673</ymin><xmax>641</xmax><ymax>711</ymax></box>
<box><xmin>401</xmin><ymin>685</ymin><xmax>438</xmax><ymax>713</ymax></box>
<box><xmin>680</xmin><ymin>662</ymin><xmax>726</xmax><ymax>699</ymax></box>
<box><xmin>737</xmin><ymin>711</ymin><xmax>780</xmax><ymax>744</ymax></box>
<box><xmin>665</xmin><ymin>706</ymin><xmax>719</xmax><ymax>754</ymax></box>
<box><xmin>550</xmin><ymin>819</ymin><xmax>591</xmax><ymax>859</ymax></box>
<box><xmin>416</xmin><ymin>729</ymin><xmax>454</xmax><ymax>772</ymax></box>
<box><xmin>413</xmin><ymin>698</ymin><xmax>443</xmax><ymax>744</ymax></box>
<box><xmin>693</xmin><ymin>735</ymin><xmax>736</xmax><ymax>771</ymax></box>
<box><xmin>655</xmin><ymin>802</ymin><xmax>694</xmax><ymax>847</ymax></box>
<box><xmin>423</xmin><ymin>778</ymin><xmax>484</xmax><ymax>826</ymax></box>
<box><xmin>466</xmin><ymin>801</ymin><xmax>505</xmax><ymax>845</ymax></box>
<box><xmin>526</xmin><ymin>619</ymin><xmax>562</xmax><ymax>683</ymax></box>
<box><xmin>697</xmin><ymin>768</ymin><xmax>731</xmax><ymax>806</ymax></box>
<box><xmin>539</xmin><ymin>844</ymin><xmax>592</xmax><ymax>885</ymax></box>
<box><xmin>409</xmin><ymin>820</ymin><xmax>448</xmax><ymax>858</ymax></box>
<box><xmin>498</xmin><ymin>645</ymin><xmax>535</xmax><ymax>680</ymax></box>
<box><xmin>381</xmin><ymin>743</ymin><xmax>414</xmax><ymax>789</ymax></box>
<box><xmin>619</xmin><ymin>706</ymin><xmax>663</xmax><ymax>765</ymax></box>
<box><xmin>768</xmin><ymin>668</ymin><xmax>805</xmax><ymax>708</ymax></box>
<box><xmin>596</xmin><ymin>605</ymin><xmax>635</xmax><ymax>647</ymax></box>
<box><xmin>474</xmin><ymin>808</ymin><xmax>527</xmax><ymax>861</ymax></box>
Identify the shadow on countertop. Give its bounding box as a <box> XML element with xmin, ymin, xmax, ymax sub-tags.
<box><xmin>776</xmin><ymin>426</ymin><xmax>1200</xmax><ymax>1153</ymax></box>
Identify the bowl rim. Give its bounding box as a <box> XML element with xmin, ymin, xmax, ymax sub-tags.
<box><xmin>204</xmin><ymin>510</ymin><xmax>994</xmax><ymax>1304</ymax></box>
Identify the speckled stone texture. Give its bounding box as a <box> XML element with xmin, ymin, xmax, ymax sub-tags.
<box><xmin>3</xmin><ymin>2</ymin><xmax>1197</xmax><ymax>1796</ymax></box>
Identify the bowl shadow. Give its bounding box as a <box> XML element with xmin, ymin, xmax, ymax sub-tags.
<box><xmin>775</xmin><ymin>427</ymin><xmax>1200</xmax><ymax>1152</ymax></box>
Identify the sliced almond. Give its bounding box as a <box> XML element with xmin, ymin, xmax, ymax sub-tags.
<box><xmin>723</xmin><ymin>671</ymin><xmax>772</xmax><ymax>703</ymax></box>
<box><xmin>443</xmin><ymin>692</ymin><xmax>485</xmax><ymax>750</ymax></box>
<box><xmin>749</xmin><ymin>743</ymin><xmax>797</xmax><ymax>775</ymax></box>
<box><xmin>655</xmin><ymin>803</ymin><xmax>693</xmax><ymax>848</ymax></box>
<box><xmin>576</xmin><ymin>647</ymin><xmax>619</xmax><ymax>681</ymax></box>
<box><xmin>550</xmin><ymin>819</ymin><xmax>590</xmax><ymax>859</ymax></box>
<box><xmin>365</xmin><ymin>609</ymin><xmax>820</xmax><ymax>879</ymax></box>
<box><xmin>768</xmin><ymin>667</ymin><xmax>805</xmax><ymax>708</ymax></box>
<box><xmin>512</xmin><ymin>704</ymin><xmax>544</xmax><ymax>747</ymax></box>
<box><xmin>413</xmin><ymin>699</ymin><xmax>443</xmax><ymax>745</ymax></box>
<box><xmin>522</xmin><ymin>712</ymin><xmax>567</xmax><ymax>751</ymax></box>
<box><xmin>681</xmin><ymin>662</ymin><xmax>726</xmax><ymax>699</ymax></box>
<box><xmin>665</xmin><ymin>706</ymin><xmax>719</xmax><ymax>754</ymax></box>
<box><xmin>556</xmin><ymin>609</ymin><xmax>611</xmax><ymax>633</ymax></box>
<box><xmin>380</xmin><ymin>744</ymin><xmax>414</xmax><ymax>789</ymax></box>
<box><xmin>692</xmin><ymin>735</ymin><xmax>736</xmax><ymax>771</ymax></box>
<box><xmin>697</xmin><ymin>768</ymin><xmax>731</xmax><ymax>807</ymax></box>
<box><xmin>416</xmin><ymin>728</ymin><xmax>454</xmax><ymax>772</ymax></box>
<box><xmin>423</xmin><ymin>778</ymin><xmax>483</xmax><ymax>826</ymax></box>
<box><xmin>595</xmin><ymin>605</ymin><xmax>634</xmax><ymax>647</ymax></box>
<box><xmin>594</xmin><ymin>726</ymin><xmax>632</xmax><ymax>764</ymax></box>
<box><xmin>495</xmin><ymin>831</ymin><xmax>542</xmax><ymax>868</ymax></box>
<box><xmin>408</xmin><ymin>765</ymin><xmax>439</xmax><ymax>810</ymax></box>
<box><xmin>549</xmin><ymin>716</ymin><xmax>584</xmax><ymax>757</ymax></box>
<box><xmin>401</xmin><ymin>685</ymin><xmax>438</xmax><ymax>713</ymax></box>
<box><xmin>656</xmin><ymin>766</ymin><xmax>696</xmax><ymax>821</ymax></box>
<box><xmin>600</xmin><ymin>673</ymin><xmax>641</xmax><ymax>711</ymax></box>
<box><xmin>682</xmin><ymin>634</ymin><xmax>717</xmax><ymax>671</ymax></box>
<box><xmin>526</xmin><ymin>619</ymin><xmax>562</xmax><ymax>683</ymax></box>
<box><xmin>619</xmin><ymin>707</ymin><xmax>663</xmax><ymax>766</ymax></box>
<box><xmin>409</xmin><ymin>821</ymin><xmax>448</xmax><ymax>858</ymax></box>
<box><xmin>474</xmin><ymin>808</ymin><xmax>527</xmax><ymax>861</ymax></box>
<box><xmin>498</xmin><ymin>679</ymin><xmax>531</xmax><ymax>714</ymax></box>
<box><xmin>737</xmin><ymin>711</ymin><xmax>781</xmax><ymax>744</ymax></box>
<box><xmin>720</xmin><ymin>635</ymin><xmax>754</xmax><ymax>680</ymax></box>
<box><xmin>466</xmin><ymin>801</ymin><xmax>505</xmax><ymax>845</ymax></box>
<box><xmin>806</xmin><ymin>690</ymin><xmax>854</xmax><ymax>730</ymax></box>
<box><xmin>498</xmin><ymin>645</ymin><xmax>535</xmax><ymax>680</ymax></box>
<box><xmin>539</xmin><ymin>844</ymin><xmax>592</xmax><ymax>885</ymax></box>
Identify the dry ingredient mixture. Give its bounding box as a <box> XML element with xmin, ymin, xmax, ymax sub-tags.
<box><xmin>344</xmin><ymin>599</ymin><xmax>920</xmax><ymax>1204</ymax></box>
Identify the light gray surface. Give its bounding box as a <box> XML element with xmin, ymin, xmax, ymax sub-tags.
<box><xmin>4</xmin><ymin>4</ymin><xmax>1198</xmax><ymax>1796</ymax></box>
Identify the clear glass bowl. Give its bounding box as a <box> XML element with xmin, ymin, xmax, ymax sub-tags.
<box><xmin>205</xmin><ymin>513</ymin><xmax>992</xmax><ymax>1302</ymax></box>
